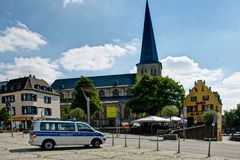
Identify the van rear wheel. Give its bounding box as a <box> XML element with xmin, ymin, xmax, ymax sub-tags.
<box><xmin>42</xmin><ymin>140</ymin><xmax>55</xmax><ymax>150</ymax></box>
<box><xmin>91</xmin><ymin>139</ymin><xmax>101</xmax><ymax>148</ymax></box>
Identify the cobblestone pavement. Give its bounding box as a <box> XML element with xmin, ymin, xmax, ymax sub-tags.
<box><xmin>0</xmin><ymin>132</ymin><xmax>236</xmax><ymax>160</ymax></box>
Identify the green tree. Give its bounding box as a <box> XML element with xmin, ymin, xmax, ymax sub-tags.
<box><xmin>62</xmin><ymin>105</ymin><xmax>71</xmax><ymax>120</ymax></box>
<box><xmin>224</xmin><ymin>110</ymin><xmax>236</xmax><ymax>133</ymax></box>
<box><xmin>234</xmin><ymin>105</ymin><xmax>240</xmax><ymax>130</ymax></box>
<box><xmin>161</xmin><ymin>105</ymin><xmax>179</xmax><ymax>117</ymax></box>
<box><xmin>202</xmin><ymin>110</ymin><xmax>218</xmax><ymax>124</ymax></box>
<box><xmin>0</xmin><ymin>107</ymin><xmax>10</xmax><ymax>125</ymax></box>
<box><xmin>72</xmin><ymin>76</ymin><xmax>102</xmax><ymax>115</ymax></box>
<box><xmin>224</xmin><ymin>105</ymin><xmax>240</xmax><ymax>132</ymax></box>
<box><xmin>69</xmin><ymin>108</ymin><xmax>85</xmax><ymax>121</ymax></box>
<box><xmin>127</xmin><ymin>74</ymin><xmax>185</xmax><ymax>115</ymax></box>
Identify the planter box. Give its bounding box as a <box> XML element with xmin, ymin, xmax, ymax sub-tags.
<box><xmin>163</xmin><ymin>134</ymin><xmax>178</xmax><ymax>140</ymax></box>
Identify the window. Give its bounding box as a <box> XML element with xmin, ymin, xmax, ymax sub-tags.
<box><xmin>47</xmin><ymin>87</ymin><xmax>53</xmax><ymax>92</ymax></box>
<box><xmin>12</xmin><ymin>107</ymin><xmax>16</xmax><ymax>116</ymax></box>
<box><xmin>72</xmin><ymin>92</ymin><xmax>76</xmax><ymax>99</ymax></box>
<box><xmin>40</xmin><ymin>86</ymin><xmax>47</xmax><ymax>91</ymax></box>
<box><xmin>60</xmin><ymin>93</ymin><xmax>64</xmax><ymax>99</ymax></box>
<box><xmin>202</xmin><ymin>105</ymin><xmax>211</xmax><ymax>111</ymax></box>
<box><xmin>22</xmin><ymin>106</ymin><xmax>37</xmax><ymax>115</ymax></box>
<box><xmin>34</xmin><ymin>85</ymin><xmax>40</xmax><ymax>90</ymax></box>
<box><xmin>44</xmin><ymin>108</ymin><xmax>52</xmax><ymax>116</ymax></box>
<box><xmin>2</xmin><ymin>95</ymin><xmax>15</xmax><ymax>103</ymax></box>
<box><xmin>203</xmin><ymin>95</ymin><xmax>209</xmax><ymax>101</ymax></box>
<box><xmin>58</xmin><ymin>123</ymin><xmax>75</xmax><ymax>131</ymax></box>
<box><xmin>192</xmin><ymin>106</ymin><xmax>196</xmax><ymax>112</ymax></box>
<box><xmin>40</xmin><ymin>122</ymin><xmax>57</xmax><ymax>131</ymax></box>
<box><xmin>112</xmin><ymin>89</ymin><xmax>119</xmax><ymax>96</ymax></box>
<box><xmin>40</xmin><ymin>122</ymin><xmax>75</xmax><ymax>131</ymax></box>
<box><xmin>127</xmin><ymin>88</ymin><xmax>132</xmax><ymax>95</ymax></box>
<box><xmin>77</xmin><ymin>123</ymin><xmax>92</xmax><ymax>131</ymax></box>
<box><xmin>44</xmin><ymin>96</ymin><xmax>51</xmax><ymax>104</ymax></box>
<box><xmin>99</xmin><ymin>90</ymin><xmax>105</xmax><ymax>97</ymax></box>
<box><xmin>191</xmin><ymin>96</ymin><xmax>197</xmax><ymax>102</ymax></box>
<box><xmin>21</xmin><ymin>93</ymin><xmax>37</xmax><ymax>101</ymax></box>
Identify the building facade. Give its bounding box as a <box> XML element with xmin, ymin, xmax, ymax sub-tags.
<box><xmin>51</xmin><ymin>1</ymin><xmax>162</xmax><ymax>126</ymax></box>
<box><xmin>183</xmin><ymin>80</ymin><xmax>222</xmax><ymax>140</ymax></box>
<box><xmin>0</xmin><ymin>75</ymin><xmax>60</xmax><ymax>129</ymax></box>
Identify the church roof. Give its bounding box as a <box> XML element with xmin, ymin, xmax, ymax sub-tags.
<box><xmin>51</xmin><ymin>73</ymin><xmax>136</xmax><ymax>90</ymax></box>
<box><xmin>139</xmin><ymin>0</ymin><xmax>159</xmax><ymax>64</ymax></box>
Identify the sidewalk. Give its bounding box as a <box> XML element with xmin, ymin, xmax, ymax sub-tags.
<box><xmin>0</xmin><ymin>132</ymin><xmax>233</xmax><ymax>160</ymax></box>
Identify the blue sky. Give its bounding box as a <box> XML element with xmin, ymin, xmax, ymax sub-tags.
<box><xmin>1</xmin><ymin>0</ymin><xmax>240</xmax><ymax>111</ymax></box>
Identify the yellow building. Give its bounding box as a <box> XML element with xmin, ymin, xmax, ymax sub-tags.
<box><xmin>184</xmin><ymin>80</ymin><xmax>222</xmax><ymax>140</ymax></box>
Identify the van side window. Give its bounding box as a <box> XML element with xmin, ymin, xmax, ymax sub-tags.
<box><xmin>77</xmin><ymin>123</ymin><xmax>92</xmax><ymax>131</ymax></box>
<box><xmin>40</xmin><ymin>122</ymin><xmax>57</xmax><ymax>131</ymax></box>
<box><xmin>58</xmin><ymin>123</ymin><xmax>75</xmax><ymax>131</ymax></box>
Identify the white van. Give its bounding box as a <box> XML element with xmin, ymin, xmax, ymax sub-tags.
<box><xmin>29</xmin><ymin>120</ymin><xmax>106</xmax><ymax>150</ymax></box>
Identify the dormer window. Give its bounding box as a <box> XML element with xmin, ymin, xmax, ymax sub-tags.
<box><xmin>34</xmin><ymin>85</ymin><xmax>40</xmax><ymax>90</ymax></box>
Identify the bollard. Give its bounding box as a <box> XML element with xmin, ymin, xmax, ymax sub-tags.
<box><xmin>125</xmin><ymin>134</ymin><xmax>127</xmax><ymax>147</ymax></box>
<box><xmin>112</xmin><ymin>134</ymin><xmax>114</xmax><ymax>146</ymax></box>
<box><xmin>208</xmin><ymin>138</ymin><xmax>211</xmax><ymax>157</ymax></box>
<box><xmin>177</xmin><ymin>137</ymin><xmax>180</xmax><ymax>153</ymax></box>
<box><xmin>138</xmin><ymin>136</ymin><xmax>141</xmax><ymax>149</ymax></box>
<box><xmin>157</xmin><ymin>136</ymin><xmax>159</xmax><ymax>151</ymax></box>
<box><xmin>22</xmin><ymin>132</ymin><xmax>24</xmax><ymax>138</ymax></box>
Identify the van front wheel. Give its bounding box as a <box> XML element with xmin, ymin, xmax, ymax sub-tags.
<box><xmin>91</xmin><ymin>139</ymin><xmax>101</xmax><ymax>148</ymax></box>
<box><xmin>42</xmin><ymin>140</ymin><xmax>55</xmax><ymax>150</ymax></box>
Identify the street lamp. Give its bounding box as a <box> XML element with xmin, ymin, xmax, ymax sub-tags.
<box><xmin>81</xmin><ymin>88</ymin><xmax>90</xmax><ymax>125</ymax></box>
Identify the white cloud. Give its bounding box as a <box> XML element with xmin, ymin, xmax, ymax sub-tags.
<box><xmin>59</xmin><ymin>40</ymin><xmax>138</xmax><ymax>71</ymax></box>
<box><xmin>129</xmin><ymin>56</ymin><xmax>240</xmax><ymax>111</ymax></box>
<box><xmin>63</xmin><ymin>0</ymin><xmax>84</xmax><ymax>7</ymax></box>
<box><xmin>129</xmin><ymin>66</ymin><xmax>137</xmax><ymax>73</ymax></box>
<box><xmin>0</xmin><ymin>22</ymin><xmax>46</xmax><ymax>53</ymax></box>
<box><xmin>161</xmin><ymin>56</ymin><xmax>223</xmax><ymax>90</ymax></box>
<box><xmin>213</xmin><ymin>72</ymin><xmax>240</xmax><ymax>111</ymax></box>
<box><xmin>0</xmin><ymin>57</ymin><xmax>62</xmax><ymax>84</ymax></box>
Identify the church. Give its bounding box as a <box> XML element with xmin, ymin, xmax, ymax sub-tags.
<box><xmin>51</xmin><ymin>1</ymin><xmax>162</xmax><ymax>126</ymax></box>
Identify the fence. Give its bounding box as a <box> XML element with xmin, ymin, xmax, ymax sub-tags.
<box><xmin>108</xmin><ymin>133</ymin><xmax>213</xmax><ymax>158</ymax></box>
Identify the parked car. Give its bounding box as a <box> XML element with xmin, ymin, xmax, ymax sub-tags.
<box><xmin>0</xmin><ymin>126</ymin><xmax>7</xmax><ymax>133</ymax></box>
<box><xmin>29</xmin><ymin>120</ymin><xmax>106</xmax><ymax>150</ymax></box>
<box><xmin>229</xmin><ymin>133</ymin><xmax>240</xmax><ymax>141</ymax></box>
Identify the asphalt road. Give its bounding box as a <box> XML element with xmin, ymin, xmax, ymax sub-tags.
<box><xmin>106</xmin><ymin>134</ymin><xmax>240</xmax><ymax>159</ymax></box>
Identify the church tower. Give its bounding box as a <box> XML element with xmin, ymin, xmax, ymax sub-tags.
<box><xmin>136</xmin><ymin>0</ymin><xmax>162</xmax><ymax>76</ymax></box>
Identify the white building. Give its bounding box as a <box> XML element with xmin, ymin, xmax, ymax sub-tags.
<box><xmin>0</xmin><ymin>75</ymin><xmax>60</xmax><ymax>129</ymax></box>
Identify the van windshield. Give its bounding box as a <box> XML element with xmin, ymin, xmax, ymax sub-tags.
<box><xmin>77</xmin><ymin>123</ymin><xmax>93</xmax><ymax>132</ymax></box>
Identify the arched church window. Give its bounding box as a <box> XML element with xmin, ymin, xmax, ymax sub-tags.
<box><xmin>72</xmin><ymin>92</ymin><xmax>76</xmax><ymax>99</ymax></box>
<box><xmin>127</xmin><ymin>88</ymin><xmax>132</xmax><ymax>95</ymax></box>
<box><xmin>154</xmin><ymin>69</ymin><xmax>156</xmax><ymax>75</ymax></box>
<box><xmin>151</xmin><ymin>69</ymin><xmax>153</xmax><ymax>75</ymax></box>
<box><xmin>112</xmin><ymin>89</ymin><xmax>119</xmax><ymax>96</ymax></box>
<box><xmin>99</xmin><ymin>90</ymin><xmax>105</xmax><ymax>97</ymax></box>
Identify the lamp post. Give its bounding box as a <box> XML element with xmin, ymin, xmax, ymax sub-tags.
<box><xmin>81</xmin><ymin>88</ymin><xmax>90</xmax><ymax>125</ymax></box>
